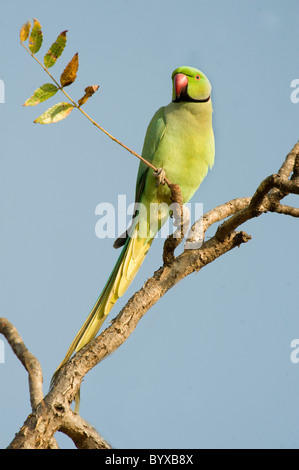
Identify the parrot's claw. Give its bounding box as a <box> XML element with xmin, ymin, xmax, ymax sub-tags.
<box><xmin>154</xmin><ymin>168</ymin><xmax>166</xmax><ymax>187</ymax></box>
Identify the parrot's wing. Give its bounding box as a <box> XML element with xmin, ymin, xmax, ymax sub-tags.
<box><xmin>114</xmin><ymin>106</ymin><xmax>166</xmax><ymax>249</ymax></box>
<box><xmin>135</xmin><ymin>106</ymin><xmax>166</xmax><ymax>201</ymax></box>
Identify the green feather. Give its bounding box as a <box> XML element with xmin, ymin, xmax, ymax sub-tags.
<box><xmin>51</xmin><ymin>66</ymin><xmax>215</xmax><ymax>413</ymax></box>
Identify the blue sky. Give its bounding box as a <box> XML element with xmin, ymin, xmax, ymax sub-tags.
<box><xmin>0</xmin><ymin>0</ymin><xmax>299</xmax><ymax>449</ymax></box>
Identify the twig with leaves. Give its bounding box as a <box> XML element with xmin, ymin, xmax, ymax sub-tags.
<box><xmin>20</xmin><ymin>18</ymin><xmax>186</xmax><ymax>248</ymax></box>
<box><xmin>21</xmin><ymin>19</ymin><xmax>162</xmax><ymax>174</ymax></box>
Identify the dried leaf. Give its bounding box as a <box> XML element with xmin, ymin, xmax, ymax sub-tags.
<box><xmin>23</xmin><ymin>84</ymin><xmax>58</xmax><ymax>106</ymax></box>
<box><xmin>34</xmin><ymin>102</ymin><xmax>74</xmax><ymax>124</ymax></box>
<box><xmin>60</xmin><ymin>53</ymin><xmax>78</xmax><ymax>87</ymax></box>
<box><xmin>20</xmin><ymin>20</ymin><xmax>31</xmax><ymax>42</ymax></box>
<box><xmin>29</xmin><ymin>18</ymin><xmax>43</xmax><ymax>54</ymax></box>
<box><xmin>44</xmin><ymin>31</ymin><xmax>68</xmax><ymax>68</ymax></box>
<box><xmin>78</xmin><ymin>85</ymin><xmax>99</xmax><ymax>106</ymax></box>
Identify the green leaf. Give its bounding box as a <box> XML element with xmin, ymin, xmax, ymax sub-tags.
<box><xmin>34</xmin><ymin>102</ymin><xmax>74</xmax><ymax>124</ymax></box>
<box><xmin>29</xmin><ymin>18</ymin><xmax>43</xmax><ymax>54</ymax></box>
<box><xmin>23</xmin><ymin>84</ymin><xmax>58</xmax><ymax>106</ymax></box>
<box><xmin>20</xmin><ymin>20</ymin><xmax>31</xmax><ymax>42</ymax></box>
<box><xmin>60</xmin><ymin>52</ymin><xmax>79</xmax><ymax>87</ymax></box>
<box><xmin>44</xmin><ymin>31</ymin><xmax>68</xmax><ymax>68</ymax></box>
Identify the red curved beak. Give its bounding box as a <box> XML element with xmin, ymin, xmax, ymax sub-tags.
<box><xmin>174</xmin><ymin>73</ymin><xmax>188</xmax><ymax>98</ymax></box>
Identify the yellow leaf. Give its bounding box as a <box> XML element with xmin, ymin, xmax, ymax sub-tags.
<box><xmin>60</xmin><ymin>53</ymin><xmax>79</xmax><ymax>87</ymax></box>
<box><xmin>20</xmin><ymin>20</ymin><xmax>31</xmax><ymax>42</ymax></box>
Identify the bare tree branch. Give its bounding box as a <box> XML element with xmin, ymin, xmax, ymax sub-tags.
<box><xmin>59</xmin><ymin>412</ymin><xmax>112</xmax><ymax>449</ymax></box>
<box><xmin>216</xmin><ymin>173</ymin><xmax>299</xmax><ymax>241</ymax></box>
<box><xmin>186</xmin><ymin>197</ymin><xmax>251</xmax><ymax>248</ymax></box>
<box><xmin>269</xmin><ymin>203</ymin><xmax>299</xmax><ymax>217</ymax></box>
<box><xmin>4</xmin><ymin>230</ymin><xmax>251</xmax><ymax>448</ymax></box>
<box><xmin>3</xmin><ymin>140</ymin><xmax>299</xmax><ymax>449</ymax></box>
<box><xmin>278</xmin><ymin>141</ymin><xmax>299</xmax><ymax>178</ymax></box>
<box><xmin>0</xmin><ymin>318</ymin><xmax>43</xmax><ymax>411</ymax></box>
<box><xmin>270</xmin><ymin>140</ymin><xmax>299</xmax><ymax>200</ymax></box>
<box><xmin>6</xmin><ymin>386</ymin><xmax>111</xmax><ymax>449</ymax></box>
<box><xmin>0</xmin><ymin>318</ymin><xmax>110</xmax><ymax>449</ymax></box>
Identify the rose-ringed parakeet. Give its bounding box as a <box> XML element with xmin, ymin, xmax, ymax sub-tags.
<box><xmin>53</xmin><ymin>65</ymin><xmax>215</xmax><ymax>389</ymax></box>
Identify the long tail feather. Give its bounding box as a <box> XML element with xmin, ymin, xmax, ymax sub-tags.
<box><xmin>51</xmin><ymin>225</ymin><xmax>153</xmax><ymax>390</ymax></box>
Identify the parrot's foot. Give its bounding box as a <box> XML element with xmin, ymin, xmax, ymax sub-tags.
<box><xmin>154</xmin><ymin>168</ymin><xmax>166</xmax><ymax>187</ymax></box>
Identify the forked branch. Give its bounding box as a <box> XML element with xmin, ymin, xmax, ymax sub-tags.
<box><xmin>3</xmin><ymin>141</ymin><xmax>298</xmax><ymax>449</ymax></box>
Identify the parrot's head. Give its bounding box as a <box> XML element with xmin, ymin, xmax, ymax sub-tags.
<box><xmin>171</xmin><ymin>66</ymin><xmax>211</xmax><ymax>103</ymax></box>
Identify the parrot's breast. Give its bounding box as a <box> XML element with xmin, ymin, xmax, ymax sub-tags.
<box><xmin>145</xmin><ymin>100</ymin><xmax>214</xmax><ymax>205</ymax></box>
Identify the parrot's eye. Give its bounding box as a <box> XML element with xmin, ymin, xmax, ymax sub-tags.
<box><xmin>195</xmin><ymin>75</ymin><xmax>201</xmax><ymax>81</ymax></box>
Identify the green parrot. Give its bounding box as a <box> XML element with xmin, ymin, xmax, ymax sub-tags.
<box><xmin>53</xmin><ymin>65</ymin><xmax>215</xmax><ymax>388</ymax></box>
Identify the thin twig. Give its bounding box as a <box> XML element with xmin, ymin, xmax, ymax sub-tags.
<box><xmin>20</xmin><ymin>42</ymin><xmax>160</xmax><ymax>176</ymax></box>
<box><xmin>21</xmin><ymin>42</ymin><xmax>187</xmax><ymax>262</ymax></box>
